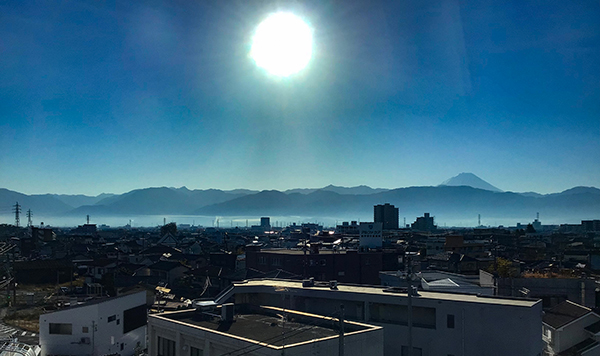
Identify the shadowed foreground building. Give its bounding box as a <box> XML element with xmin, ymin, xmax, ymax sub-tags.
<box><xmin>213</xmin><ymin>278</ymin><xmax>542</xmax><ymax>356</ymax></box>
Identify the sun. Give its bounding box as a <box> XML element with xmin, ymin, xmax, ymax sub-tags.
<box><xmin>250</xmin><ymin>12</ymin><xmax>313</xmax><ymax>77</ymax></box>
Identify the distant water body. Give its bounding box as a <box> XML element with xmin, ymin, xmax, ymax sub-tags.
<box><xmin>0</xmin><ymin>215</ymin><xmax>347</xmax><ymax>229</ymax></box>
<box><xmin>0</xmin><ymin>214</ymin><xmax>576</xmax><ymax>229</ymax></box>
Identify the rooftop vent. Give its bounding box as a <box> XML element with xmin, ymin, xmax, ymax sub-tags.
<box><xmin>221</xmin><ymin>303</ymin><xmax>234</xmax><ymax>322</ymax></box>
<box><xmin>302</xmin><ymin>278</ymin><xmax>315</xmax><ymax>287</ymax></box>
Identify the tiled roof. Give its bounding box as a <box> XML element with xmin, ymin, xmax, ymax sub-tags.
<box><xmin>150</xmin><ymin>260</ymin><xmax>188</xmax><ymax>272</ymax></box>
<box><xmin>543</xmin><ymin>300</ymin><xmax>591</xmax><ymax>329</ymax></box>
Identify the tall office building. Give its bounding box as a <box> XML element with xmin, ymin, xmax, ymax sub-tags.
<box><xmin>260</xmin><ymin>217</ymin><xmax>271</xmax><ymax>229</ymax></box>
<box><xmin>374</xmin><ymin>203</ymin><xmax>399</xmax><ymax>230</ymax></box>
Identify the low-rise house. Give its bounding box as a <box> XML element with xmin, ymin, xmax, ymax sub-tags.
<box><xmin>145</xmin><ymin>261</ymin><xmax>190</xmax><ymax>285</ymax></box>
<box><xmin>14</xmin><ymin>259</ymin><xmax>73</xmax><ymax>284</ymax></box>
<box><xmin>543</xmin><ymin>300</ymin><xmax>600</xmax><ymax>356</ymax></box>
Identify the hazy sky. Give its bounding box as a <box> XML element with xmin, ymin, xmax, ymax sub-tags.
<box><xmin>1</xmin><ymin>0</ymin><xmax>599</xmax><ymax>195</ymax></box>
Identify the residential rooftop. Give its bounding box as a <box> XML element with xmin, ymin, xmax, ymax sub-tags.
<box><xmin>543</xmin><ymin>300</ymin><xmax>592</xmax><ymax>329</ymax></box>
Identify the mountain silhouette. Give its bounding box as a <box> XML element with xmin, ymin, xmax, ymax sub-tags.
<box><xmin>440</xmin><ymin>173</ymin><xmax>502</xmax><ymax>192</ymax></box>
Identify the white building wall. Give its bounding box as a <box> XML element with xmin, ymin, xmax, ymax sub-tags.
<box><xmin>39</xmin><ymin>292</ymin><xmax>147</xmax><ymax>356</ymax></box>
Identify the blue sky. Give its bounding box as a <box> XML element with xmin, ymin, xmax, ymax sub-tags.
<box><xmin>1</xmin><ymin>0</ymin><xmax>599</xmax><ymax>195</ymax></box>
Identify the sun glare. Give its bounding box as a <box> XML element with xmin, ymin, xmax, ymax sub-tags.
<box><xmin>250</xmin><ymin>12</ymin><xmax>313</xmax><ymax>77</ymax></box>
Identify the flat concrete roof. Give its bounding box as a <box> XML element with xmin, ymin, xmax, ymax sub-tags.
<box><xmin>159</xmin><ymin>310</ymin><xmax>338</xmax><ymax>346</ymax></box>
<box><xmin>233</xmin><ymin>279</ymin><xmax>540</xmax><ymax>308</ymax></box>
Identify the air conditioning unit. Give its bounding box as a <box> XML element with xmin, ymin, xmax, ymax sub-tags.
<box><xmin>81</xmin><ymin>337</ymin><xmax>91</xmax><ymax>344</ymax></box>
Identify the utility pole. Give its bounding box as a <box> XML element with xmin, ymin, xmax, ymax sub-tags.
<box><xmin>12</xmin><ymin>202</ymin><xmax>21</xmax><ymax>227</ymax></box>
<box><xmin>339</xmin><ymin>305</ymin><xmax>345</xmax><ymax>356</ymax></box>
<box><xmin>406</xmin><ymin>254</ymin><xmax>414</xmax><ymax>356</ymax></box>
<box><xmin>26</xmin><ymin>209</ymin><xmax>33</xmax><ymax>227</ymax></box>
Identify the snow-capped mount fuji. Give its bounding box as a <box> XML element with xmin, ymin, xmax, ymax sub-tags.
<box><xmin>439</xmin><ymin>173</ymin><xmax>503</xmax><ymax>192</ymax></box>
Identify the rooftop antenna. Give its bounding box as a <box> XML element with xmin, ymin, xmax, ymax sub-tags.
<box><xmin>163</xmin><ymin>217</ymin><xmax>166</xmax><ymax>226</ymax></box>
<box><xmin>478</xmin><ymin>214</ymin><xmax>481</xmax><ymax>227</ymax></box>
<box><xmin>536</xmin><ymin>212</ymin><xmax>539</xmax><ymax>221</ymax></box>
<box><xmin>87</xmin><ymin>214</ymin><xmax>90</xmax><ymax>224</ymax></box>
<box><xmin>12</xmin><ymin>202</ymin><xmax>21</xmax><ymax>227</ymax></box>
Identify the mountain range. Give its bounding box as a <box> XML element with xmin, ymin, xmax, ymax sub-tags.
<box><xmin>1</xmin><ymin>174</ymin><xmax>599</xmax><ymax>225</ymax></box>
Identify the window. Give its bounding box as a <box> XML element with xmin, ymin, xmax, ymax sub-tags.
<box><xmin>121</xmin><ymin>343</ymin><xmax>124</xmax><ymax>351</ymax></box>
<box><xmin>157</xmin><ymin>336</ymin><xmax>176</xmax><ymax>356</ymax></box>
<box><xmin>258</xmin><ymin>256</ymin><xmax>267</xmax><ymax>265</ymax></box>
<box><xmin>82</xmin><ymin>326</ymin><xmax>89</xmax><ymax>333</ymax></box>
<box><xmin>272</xmin><ymin>257</ymin><xmax>281</xmax><ymax>266</ymax></box>
<box><xmin>108</xmin><ymin>315</ymin><xmax>116</xmax><ymax>322</ymax></box>
<box><xmin>447</xmin><ymin>314</ymin><xmax>455</xmax><ymax>328</ymax></box>
<box><xmin>123</xmin><ymin>304</ymin><xmax>147</xmax><ymax>333</ymax></box>
<box><xmin>191</xmin><ymin>347</ymin><xmax>203</xmax><ymax>356</ymax></box>
<box><xmin>49</xmin><ymin>323</ymin><xmax>72</xmax><ymax>335</ymax></box>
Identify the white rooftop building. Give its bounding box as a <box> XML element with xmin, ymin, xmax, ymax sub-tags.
<box><xmin>215</xmin><ymin>278</ymin><xmax>543</xmax><ymax>356</ymax></box>
<box><xmin>39</xmin><ymin>291</ymin><xmax>147</xmax><ymax>356</ymax></box>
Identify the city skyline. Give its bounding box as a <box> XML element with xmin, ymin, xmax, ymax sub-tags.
<box><xmin>1</xmin><ymin>1</ymin><xmax>599</xmax><ymax>196</ymax></box>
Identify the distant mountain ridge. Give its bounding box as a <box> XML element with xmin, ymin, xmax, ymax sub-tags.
<box><xmin>1</xmin><ymin>176</ymin><xmax>599</xmax><ymax>225</ymax></box>
<box><xmin>285</xmin><ymin>184</ymin><xmax>389</xmax><ymax>195</ymax></box>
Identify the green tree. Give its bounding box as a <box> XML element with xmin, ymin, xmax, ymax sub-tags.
<box><xmin>161</xmin><ymin>222</ymin><xmax>177</xmax><ymax>236</ymax></box>
<box><xmin>488</xmin><ymin>257</ymin><xmax>517</xmax><ymax>278</ymax></box>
